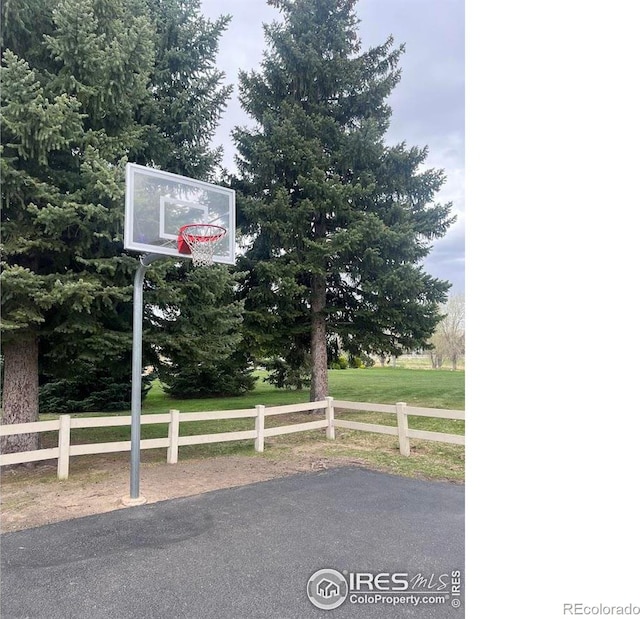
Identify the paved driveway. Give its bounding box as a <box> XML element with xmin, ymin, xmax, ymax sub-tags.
<box><xmin>1</xmin><ymin>467</ymin><xmax>464</xmax><ymax>618</ymax></box>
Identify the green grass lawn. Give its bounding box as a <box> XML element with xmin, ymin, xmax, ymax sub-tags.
<box><xmin>328</xmin><ymin>367</ymin><xmax>464</xmax><ymax>409</ymax></box>
<box><xmin>140</xmin><ymin>367</ymin><xmax>464</xmax><ymax>412</ymax></box>
<box><xmin>39</xmin><ymin>368</ymin><xmax>465</xmax><ymax>481</ymax></box>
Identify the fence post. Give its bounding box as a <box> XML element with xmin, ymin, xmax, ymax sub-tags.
<box><xmin>167</xmin><ymin>409</ymin><xmax>180</xmax><ymax>464</ymax></box>
<box><xmin>255</xmin><ymin>405</ymin><xmax>265</xmax><ymax>452</ymax></box>
<box><xmin>57</xmin><ymin>415</ymin><xmax>71</xmax><ymax>480</ymax></box>
<box><xmin>325</xmin><ymin>396</ymin><xmax>335</xmax><ymax>440</ymax></box>
<box><xmin>396</xmin><ymin>402</ymin><xmax>410</xmax><ymax>456</ymax></box>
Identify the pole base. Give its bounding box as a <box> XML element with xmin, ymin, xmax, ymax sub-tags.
<box><xmin>120</xmin><ymin>495</ymin><xmax>147</xmax><ymax>507</ymax></box>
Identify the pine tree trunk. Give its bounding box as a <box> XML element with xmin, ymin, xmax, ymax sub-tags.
<box><xmin>1</xmin><ymin>333</ymin><xmax>40</xmax><ymax>454</ymax></box>
<box><xmin>309</xmin><ymin>274</ymin><xmax>328</xmax><ymax>405</ymax></box>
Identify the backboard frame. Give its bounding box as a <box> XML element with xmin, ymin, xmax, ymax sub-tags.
<box><xmin>124</xmin><ymin>163</ymin><xmax>236</xmax><ymax>265</ymax></box>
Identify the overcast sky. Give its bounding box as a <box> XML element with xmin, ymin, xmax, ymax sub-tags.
<box><xmin>201</xmin><ymin>0</ymin><xmax>464</xmax><ymax>294</ymax></box>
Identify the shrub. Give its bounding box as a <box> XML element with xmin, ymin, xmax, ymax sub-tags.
<box><xmin>262</xmin><ymin>356</ymin><xmax>311</xmax><ymax>390</ymax></box>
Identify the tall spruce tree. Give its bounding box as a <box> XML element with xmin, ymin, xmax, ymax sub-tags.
<box><xmin>234</xmin><ymin>0</ymin><xmax>455</xmax><ymax>401</ymax></box>
<box><xmin>1</xmin><ymin>0</ymin><xmax>156</xmax><ymax>452</ymax></box>
<box><xmin>1</xmin><ymin>0</ymin><xmax>240</xmax><ymax>452</ymax></box>
<box><xmin>137</xmin><ymin>0</ymin><xmax>232</xmax><ymax>179</ymax></box>
<box><xmin>32</xmin><ymin>0</ymin><xmax>236</xmax><ymax>415</ymax></box>
<box><xmin>132</xmin><ymin>0</ymin><xmax>251</xmax><ymax>399</ymax></box>
<box><xmin>151</xmin><ymin>266</ymin><xmax>255</xmax><ymax>398</ymax></box>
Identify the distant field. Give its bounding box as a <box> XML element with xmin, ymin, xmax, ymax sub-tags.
<box><xmin>392</xmin><ymin>354</ymin><xmax>465</xmax><ymax>371</ymax></box>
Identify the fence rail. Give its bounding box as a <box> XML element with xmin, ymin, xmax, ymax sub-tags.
<box><xmin>0</xmin><ymin>397</ymin><xmax>464</xmax><ymax>478</ymax></box>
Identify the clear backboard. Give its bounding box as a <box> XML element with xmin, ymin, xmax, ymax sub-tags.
<box><xmin>124</xmin><ymin>163</ymin><xmax>235</xmax><ymax>265</ymax></box>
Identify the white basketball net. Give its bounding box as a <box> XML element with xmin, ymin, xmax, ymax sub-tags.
<box><xmin>179</xmin><ymin>224</ymin><xmax>226</xmax><ymax>267</ymax></box>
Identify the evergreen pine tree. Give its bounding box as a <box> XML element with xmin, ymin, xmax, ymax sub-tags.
<box><xmin>152</xmin><ymin>266</ymin><xmax>255</xmax><ymax>398</ymax></box>
<box><xmin>1</xmin><ymin>0</ymin><xmax>244</xmax><ymax>452</ymax></box>
<box><xmin>137</xmin><ymin>0</ymin><xmax>232</xmax><ymax>179</ymax></box>
<box><xmin>234</xmin><ymin>0</ymin><xmax>455</xmax><ymax>401</ymax></box>
<box><xmin>136</xmin><ymin>0</ymin><xmax>254</xmax><ymax>398</ymax></box>
<box><xmin>1</xmin><ymin>0</ymin><xmax>155</xmax><ymax>452</ymax></box>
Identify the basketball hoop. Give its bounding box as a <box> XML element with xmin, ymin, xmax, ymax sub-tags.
<box><xmin>178</xmin><ymin>224</ymin><xmax>227</xmax><ymax>267</ymax></box>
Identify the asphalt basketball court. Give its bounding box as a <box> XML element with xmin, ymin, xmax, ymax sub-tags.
<box><xmin>1</xmin><ymin>467</ymin><xmax>464</xmax><ymax>618</ymax></box>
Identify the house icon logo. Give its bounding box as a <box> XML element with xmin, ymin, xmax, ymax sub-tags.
<box><xmin>307</xmin><ymin>569</ymin><xmax>348</xmax><ymax>610</ymax></box>
<box><xmin>317</xmin><ymin>579</ymin><xmax>340</xmax><ymax>598</ymax></box>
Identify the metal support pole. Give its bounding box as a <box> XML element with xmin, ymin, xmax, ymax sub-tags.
<box><xmin>124</xmin><ymin>254</ymin><xmax>162</xmax><ymax>505</ymax></box>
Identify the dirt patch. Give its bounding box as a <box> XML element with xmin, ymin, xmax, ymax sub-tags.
<box><xmin>0</xmin><ymin>450</ymin><xmax>365</xmax><ymax>533</ymax></box>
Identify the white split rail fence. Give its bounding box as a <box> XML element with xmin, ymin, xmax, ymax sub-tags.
<box><xmin>0</xmin><ymin>397</ymin><xmax>464</xmax><ymax>479</ymax></box>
